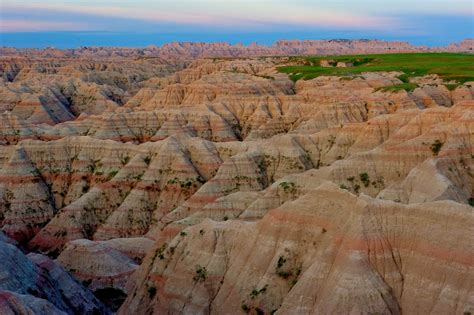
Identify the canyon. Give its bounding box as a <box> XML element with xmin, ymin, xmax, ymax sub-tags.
<box><xmin>0</xmin><ymin>39</ymin><xmax>473</xmax><ymax>314</ymax></box>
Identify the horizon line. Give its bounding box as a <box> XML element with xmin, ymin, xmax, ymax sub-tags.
<box><xmin>1</xmin><ymin>37</ymin><xmax>472</xmax><ymax>50</ymax></box>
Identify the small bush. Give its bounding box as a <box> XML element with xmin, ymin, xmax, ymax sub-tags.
<box><xmin>241</xmin><ymin>303</ymin><xmax>250</xmax><ymax>312</ymax></box>
<box><xmin>277</xmin><ymin>270</ymin><xmax>293</xmax><ymax>279</ymax></box>
<box><xmin>339</xmin><ymin>184</ymin><xmax>349</xmax><ymax>191</ymax></box>
<box><xmin>279</xmin><ymin>181</ymin><xmax>297</xmax><ymax>194</ymax></box>
<box><xmin>249</xmin><ymin>285</ymin><xmax>267</xmax><ymax>299</ymax></box>
<box><xmin>193</xmin><ymin>266</ymin><xmax>208</xmax><ymax>282</ymax></box>
<box><xmin>359</xmin><ymin>173</ymin><xmax>370</xmax><ymax>187</ymax></box>
<box><xmin>120</xmin><ymin>155</ymin><xmax>130</xmax><ymax>166</ymax></box>
<box><xmin>353</xmin><ymin>184</ymin><xmax>361</xmax><ymax>194</ymax></box>
<box><xmin>468</xmin><ymin>198</ymin><xmax>474</xmax><ymax>207</ymax></box>
<box><xmin>82</xmin><ymin>184</ymin><xmax>90</xmax><ymax>194</ymax></box>
<box><xmin>430</xmin><ymin>140</ymin><xmax>444</xmax><ymax>156</ymax></box>
<box><xmin>108</xmin><ymin>170</ymin><xmax>119</xmax><ymax>179</ymax></box>
<box><xmin>277</xmin><ymin>256</ymin><xmax>287</xmax><ymax>268</ymax></box>
<box><xmin>86</xmin><ymin>163</ymin><xmax>97</xmax><ymax>173</ymax></box>
<box><xmin>147</xmin><ymin>286</ymin><xmax>157</xmax><ymax>299</ymax></box>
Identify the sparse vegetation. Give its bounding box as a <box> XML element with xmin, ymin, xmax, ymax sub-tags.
<box><xmin>379</xmin><ymin>83</ymin><xmax>418</xmax><ymax>92</ymax></box>
<box><xmin>82</xmin><ymin>183</ymin><xmax>90</xmax><ymax>194</ymax></box>
<box><xmin>468</xmin><ymin>198</ymin><xmax>474</xmax><ymax>207</ymax></box>
<box><xmin>144</xmin><ymin>155</ymin><xmax>152</xmax><ymax>165</ymax></box>
<box><xmin>359</xmin><ymin>172</ymin><xmax>370</xmax><ymax>187</ymax></box>
<box><xmin>147</xmin><ymin>286</ymin><xmax>157</xmax><ymax>299</ymax></box>
<box><xmin>279</xmin><ymin>181</ymin><xmax>298</xmax><ymax>194</ymax></box>
<box><xmin>193</xmin><ymin>266</ymin><xmax>208</xmax><ymax>282</ymax></box>
<box><xmin>275</xmin><ymin>255</ymin><xmax>301</xmax><ymax>284</ymax></box>
<box><xmin>120</xmin><ymin>155</ymin><xmax>130</xmax><ymax>166</ymax></box>
<box><xmin>86</xmin><ymin>160</ymin><xmax>100</xmax><ymax>173</ymax></box>
<box><xmin>276</xmin><ymin>270</ymin><xmax>293</xmax><ymax>279</ymax></box>
<box><xmin>339</xmin><ymin>184</ymin><xmax>349</xmax><ymax>191</ymax></box>
<box><xmin>430</xmin><ymin>140</ymin><xmax>444</xmax><ymax>156</ymax></box>
<box><xmin>353</xmin><ymin>184</ymin><xmax>361</xmax><ymax>194</ymax></box>
<box><xmin>167</xmin><ymin>177</ymin><xmax>198</xmax><ymax>190</ymax></box>
<box><xmin>108</xmin><ymin>170</ymin><xmax>119</xmax><ymax>179</ymax></box>
<box><xmin>277</xmin><ymin>256</ymin><xmax>287</xmax><ymax>268</ymax></box>
<box><xmin>151</xmin><ymin>243</ymin><xmax>168</xmax><ymax>261</ymax></box>
<box><xmin>249</xmin><ymin>285</ymin><xmax>267</xmax><ymax>299</ymax></box>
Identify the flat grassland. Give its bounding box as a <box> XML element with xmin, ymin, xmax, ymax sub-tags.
<box><xmin>277</xmin><ymin>53</ymin><xmax>474</xmax><ymax>90</ymax></box>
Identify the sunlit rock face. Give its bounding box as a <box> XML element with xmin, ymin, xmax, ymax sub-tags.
<box><xmin>0</xmin><ymin>43</ymin><xmax>473</xmax><ymax>314</ymax></box>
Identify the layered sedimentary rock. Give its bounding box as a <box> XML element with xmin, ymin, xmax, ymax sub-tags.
<box><xmin>0</xmin><ymin>233</ymin><xmax>109</xmax><ymax>314</ymax></box>
<box><xmin>120</xmin><ymin>183</ymin><xmax>473</xmax><ymax>315</ymax></box>
<box><xmin>0</xmin><ymin>48</ymin><xmax>472</xmax><ymax>314</ymax></box>
<box><xmin>1</xmin><ymin>39</ymin><xmax>472</xmax><ymax>60</ymax></box>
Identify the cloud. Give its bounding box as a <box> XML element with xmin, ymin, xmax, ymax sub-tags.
<box><xmin>0</xmin><ymin>19</ymin><xmax>88</xmax><ymax>32</ymax></box>
<box><xmin>3</xmin><ymin>2</ymin><xmax>398</xmax><ymax>32</ymax></box>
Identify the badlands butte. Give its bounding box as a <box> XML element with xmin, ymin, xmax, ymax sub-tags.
<box><xmin>0</xmin><ymin>39</ymin><xmax>473</xmax><ymax>314</ymax></box>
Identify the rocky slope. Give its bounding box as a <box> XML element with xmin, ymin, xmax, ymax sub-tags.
<box><xmin>0</xmin><ymin>233</ymin><xmax>110</xmax><ymax>314</ymax></box>
<box><xmin>0</xmin><ymin>46</ymin><xmax>472</xmax><ymax>314</ymax></box>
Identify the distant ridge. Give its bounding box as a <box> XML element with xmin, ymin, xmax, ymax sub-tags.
<box><xmin>1</xmin><ymin>39</ymin><xmax>472</xmax><ymax>60</ymax></box>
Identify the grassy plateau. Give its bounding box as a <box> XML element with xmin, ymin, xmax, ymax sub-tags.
<box><xmin>277</xmin><ymin>53</ymin><xmax>474</xmax><ymax>89</ymax></box>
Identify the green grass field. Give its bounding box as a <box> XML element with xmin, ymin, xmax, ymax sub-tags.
<box><xmin>277</xmin><ymin>53</ymin><xmax>474</xmax><ymax>85</ymax></box>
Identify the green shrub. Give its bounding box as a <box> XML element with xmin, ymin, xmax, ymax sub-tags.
<box><xmin>108</xmin><ymin>170</ymin><xmax>119</xmax><ymax>179</ymax></box>
<box><xmin>193</xmin><ymin>266</ymin><xmax>208</xmax><ymax>282</ymax></box>
<box><xmin>359</xmin><ymin>173</ymin><xmax>370</xmax><ymax>187</ymax></box>
<box><xmin>147</xmin><ymin>286</ymin><xmax>157</xmax><ymax>299</ymax></box>
<box><xmin>279</xmin><ymin>181</ymin><xmax>297</xmax><ymax>194</ymax></box>
<box><xmin>277</xmin><ymin>270</ymin><xmax>292</xmax><ymax>279</ymax></box>
<box><xmin>339</xmin><ymin>184</ymin><xmax>349</xmax><ymax>190</ymax></box>
<box><xmin>120</xmin><ymin>155</ymin><xmax>130</xmax><ymax>165</ymax></box>
<box><xmin>354</xmin><ymin>184</ymin><xmax>361</xmax><ymax>194</ymax></box>
<box><xmin>468</xmin><ymin>198</ymin><xmax>474</xmax><ymax>207</ymax></box>
<box><xmin>277</xmin><ymin>256</ymin><xmax>287</xmax><ymax>268</ymax></box>
<box><xmin>249</xmin><ymin>285</ymin><xmax>267</xmax><ymax>299</ymax></box>
<box><xmin>430</xmin><ymin>140</ymin><xmax>444</xmax><ymax>156</ymax></box>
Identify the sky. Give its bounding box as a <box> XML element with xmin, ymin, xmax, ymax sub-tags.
<box><xmin>1</xmin><ymin>0</ymin><xmax>473</xmax><ymax>48</ymax></box>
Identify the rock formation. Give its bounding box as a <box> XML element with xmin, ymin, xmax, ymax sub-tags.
<box><xmin>0</xmin><ymin>42</ymin><xmax>472</xmax><ymax>314</ymax></box>
<box><xmin>0</xmin><ymin>232</ymin><xmax>110</xmax><ymax>314</ymax></box>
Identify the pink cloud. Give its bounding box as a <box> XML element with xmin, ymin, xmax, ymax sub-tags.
<box><xmin>1</xmin><ymin>19</ymin><xmax>89</xmax><ymax>32</ymax></box>
<box><xmin>4</xmin><ymin>3</ymin><xmax>397</xmax><ymax>31</ymax></box>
